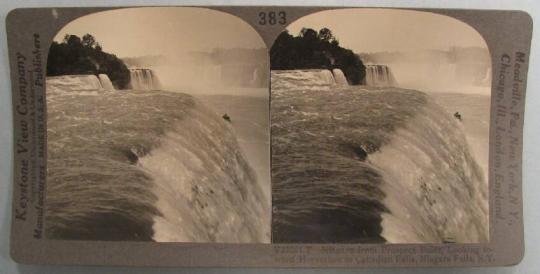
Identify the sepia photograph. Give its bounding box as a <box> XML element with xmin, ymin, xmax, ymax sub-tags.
<box><xmin>45</xmin><ymin>7</ymin><xmax>270</xmax><ymax>243</ymax></box>
<box><xmin>271</xmin><ymin>8</ymin><xmax>490</xmax><ymax>244</ymax></box>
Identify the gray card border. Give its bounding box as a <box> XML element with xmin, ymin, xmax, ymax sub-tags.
<box><xmin>5</xmin><ymin>6</ymin><xmax>533</xmax><ymax>267</ymax></box>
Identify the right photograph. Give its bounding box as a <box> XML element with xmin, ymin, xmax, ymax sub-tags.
<box><xmin>270</xmin><ymin>8</ymin><xmax>490</xmax><ymax>244</ymax></box>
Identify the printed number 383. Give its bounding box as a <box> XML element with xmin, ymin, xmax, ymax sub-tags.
<box><xmin>258</xmin><ymin>11</ymin><xmax>286</xmax><ymax>25</ymax></box>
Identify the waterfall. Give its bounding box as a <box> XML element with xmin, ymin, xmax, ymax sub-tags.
<box><xmin>46</xmin><ymin>74</ymin><xmax>106</xmax><ymax>96</ymax></box>
<box><xmin>372</xmin><ymin>97</ymin><xmax>488</xmax><ymax>243</ymax></box>
<box><xmin>271</xmin><ymin>69</ymin><xmax>487</xmax><ymax>243</ymax></box>
<box><xmin>129</xmin><ymin>68</ymin><xmax>160</xmax><ymax>90</ymax></box>
<box><xmin>45</xmin><ymin>84</ymin><xmax>269</xmax><ymax>242</ymax></box>
<box><xmin>98</xmin><ymin>74</ymin><xmax>115</xmax><ymax>90</ymax></box>
<box><xmin>319</xmin><ymin>69</ymin><xmax>336</xmax><ymax>85</ymax></box>
<box><xmin>332</xmin><ymin>69</ymin><xmax>348</xmax><ymax>86</ymax></box>
<box><xmin>364</xmin><ymin>65</ymin><xmax>397</xmax><ymax>87</ymax></box>
<box><xmin>140</xmin><ymin>99</ymin><xmax>269</xmax><ymax>242</ymax></box>
<box><xmin>270</xmin><ymin>69</ymin><xmax>341</xmax><ymax>92</ymax></box>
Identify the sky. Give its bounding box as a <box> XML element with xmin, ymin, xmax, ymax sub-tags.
<box><xmin>54</xmin><ymin>7</ymin><xmax>265</xmax><ymax>58</ymax></box>
<box><xmin>287</xmin><ymin>8</ymin><xmax>488</xmax><ymax>53</ymax></box>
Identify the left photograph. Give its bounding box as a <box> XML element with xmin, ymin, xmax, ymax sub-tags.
<box><xmin>45</xmin><ymin>7</ymin><xmax>270</xmax><ymax>243</ymax></box>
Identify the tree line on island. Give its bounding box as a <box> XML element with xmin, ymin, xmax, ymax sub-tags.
<box><xmin>270</xmin><ymin>28</ymin><xmax>366</xmax><ymax>85</ymax></box>
<box><xmin>47</xmin><ymin>34</ymin><xmax>131</xmax><ymax>89</ymax></box>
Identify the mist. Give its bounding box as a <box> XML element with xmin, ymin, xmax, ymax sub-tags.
<box><xmin>287</xmin><ymin>8</ymin><xmax>492</xmax><ymax>95</ymax></box>
<box><xmin>360</xmin><ymin>48</ymin><xmax>491</xmax><ymax>94</ymax></box>
<box><xmin>123</xmin><ymin>50</ymin><xmax>269</xmax><ymax>97</ymax></box>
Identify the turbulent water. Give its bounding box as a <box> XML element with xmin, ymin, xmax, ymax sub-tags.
<box><xmin>271</xmin><ymin>70</ymin><xmax>488</xmax><ymax>243</ymax></box>
<box><xmin>46</xmin><ymin>75</ymin><xmax>269</xmax><ymax>242</ymax></box>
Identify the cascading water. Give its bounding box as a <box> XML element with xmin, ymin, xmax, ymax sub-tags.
<box><xmin>98</xmin><ymin>74</ymin><xmax>115</xmax><ymax>90</ymax></box>
<box><xmin>46</xmin><ymin>74</ymin><xmax>115</xmax><ymax>97</ymax></box>
<box><xmin>45</xmin><ymin>77</ymin><xmax>269</xmax><ymax>243</ymax></box>
<box><xmin>47</xmin><ymin>74</ymin><xmax>103</xmax><ymax>91</ymax></box>
<box><xmin>319</xmin><ymin>69</ymin><xmax>336</xmax><ymax>85</ymax></box>
<box><xmin>129</xmin><ymin>68</ymin><xmax>160</xmax><ymax>90</ymax></box>
<box><xmin>364</xmin><ymin>65</ymin><xmax>397</xmax><ymax>87</ymax></box>
<box><xmin>271</xmin><ymin>69</ymin><xmax>354</xmax><ymax>92</ymax></box>
<box><xmin>332</xmin><ymin>68</ymin><xmax>349</xmax><ymax>86</ymax></box>
<box><xmin>371</xmin><ymin>97</ymin><xmax>488</xmax><ymax>243</ymax></box>
<box><xmin>271</xmin><ymin>70</ymin><xmax>487</xmax><ymax>243</ymax></box>
<box><xmin>139</xmin><ymin>99</ymin><xmax>269</xmax><ymax>242</ymax></box>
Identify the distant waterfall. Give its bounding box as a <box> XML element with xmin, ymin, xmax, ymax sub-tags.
<box><xmin>130</xmin><ymin>68</ymin><xmax>160</xmax><ymax>90</ymax></box>
<box><xmin>364</xmin><ymin>65</ymin><xmax>397</xmax><ymax>87</ymax></box>
<box><xmin>270</xmin><ymin>69</ymin><xmax>355</xmax><ymax>92</ymax></box>
<box><xmin>46</xmin><ymin>74</ymin><xmax>114</xmax><ymax>96</ymax></box>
